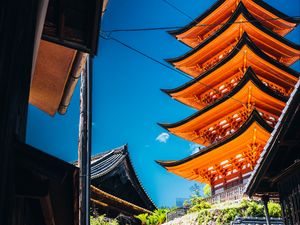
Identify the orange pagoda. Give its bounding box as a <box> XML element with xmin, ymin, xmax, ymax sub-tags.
<box><xmin>157</xmin><ymin>0</ymin><xmax>300</xmax><ymax>198</ymax></box>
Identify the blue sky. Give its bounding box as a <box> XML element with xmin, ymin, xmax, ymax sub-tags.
<box><xmin>27</xmin><ymin>0</ymin><xmax>300</xmax><ymax>207</ymax></box>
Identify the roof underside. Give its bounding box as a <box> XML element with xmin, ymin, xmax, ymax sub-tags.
<box><xmin>157</xmin><ymin>110</ymin><xmax>273</xmax><ymax>183</ymax></box>
<box><xmin>29</xmin><ymin>0</ymin><xmax>104</xmax><ymax>115</ymax></box>
<box><xmin>167</xmin><ymin>4</ymin><xmax>300</xmax><ymax>67</ymax></box>
<box><xmin>160</xmin><ymin>68</ymin><xmax>286</xmax><ymax>141</ymax></box>
<box><xmin>167</xmin><ymin>33</ymin><xmax>299</xmax><ymax>79</ymax></box>
<box><xmin>170</xmin><ymin>0</ymin><xmax>299</xmax><ymax>47</ymax></box>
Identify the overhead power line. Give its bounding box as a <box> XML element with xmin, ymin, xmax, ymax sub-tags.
<box><xmin>101</xmin><ymin>15</ymin><xmax>300</xmax><ymax>33</ymax></box>
<box><xmin>161</xmin><ymin>0</ymin><xmax>198</xmax><ymax>23</ymax></box>
<box><xmin>100</xmin><ymin>33</ymin><xmax>247</xmax><ymax>107</ymax></box>
<box><xmin>99</xmin><ymin>2</ymin><xmax>299</xmax><ymax>108</ymax></box>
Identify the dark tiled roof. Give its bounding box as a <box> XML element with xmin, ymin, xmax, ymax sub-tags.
<box><xmin>91</xmin><ymin>146</ymin><xmax>127</xmax><ymax>179</ymax></box>
<box><xmin>91</xmin><ymin>145</ymin><xmax>156</xmax><ymax>211</ymax></box>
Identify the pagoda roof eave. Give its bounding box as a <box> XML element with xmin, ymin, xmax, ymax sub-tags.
<box><xmin>158</xmin><ymin>67</ymin><xmax>288</xmax><ymax>130</ymax></box>
<box><xmin>168</xmin><ymin>0</ymin><xmax>300</xmax><ymax>38</ymax></box>
<box><xmin>166</xmin><ymin>3</ymin><xmax>300</xmax><ymax>65</ymax></box>
<box><xmin>156</xmin><ymin>109</ymin><xmax>273</xmax><ymax>168</ymax></box>
<box><xmin>162</xmin><ymin>33</ymin><xmax>299</xmax><ymax>96</ymax></box>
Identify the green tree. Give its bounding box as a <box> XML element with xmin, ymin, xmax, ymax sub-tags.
<box><xmin>203</xmin><ymin>184</ymin><xmax>211</xmax><ymax>197</ymax></box>
<box><xmin>190</xmin><ymin>183</ymin><xmax>202</xmax><ymax>197</ymax></box>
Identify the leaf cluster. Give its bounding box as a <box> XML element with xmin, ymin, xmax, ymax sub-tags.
<box><xmin>196</xmin><ymin>200</ymin><xmax>282</xmax><ymax>225</ymax></box>
<box><xmin>90</xmin><ymin>215</ymin><xmax>119</xmax><ymax>225</ymax></box>
<box><xmin>135</xmin><ymin>208</ymin><xmax>169</xmax><ymax>225</ymax></box>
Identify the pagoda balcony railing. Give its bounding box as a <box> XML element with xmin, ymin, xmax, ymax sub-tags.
<box><xmin>205</xmin><ymin>184</ymin><xmax>246</xmax><ymax>205</ymax></box>
<box><xmin>191</xmin><ymin>107</ymin><xmax>278</xmax><ymax>145</ymax></box>
<box><xmin>184</xmin><ymin>43</ymin><xmax>236</xmax><ymax>75</ymax></box>
<box><xmin>260</xmin><ymin>77</ymin><xmax>291</xmax><ymax>97</ymax></box>
<box><xmin>192</xmin><ymin>109</ymin><xmax>248</xmax><ymax>145</ymax></box>
<box><xmin>193</xmin><ymin>74</ymin><xmax>289</xmax><ymax>109</ymax></box>
<box><xmin>194</xmin><ymin>73</ymin><xmax>242</xmax><ymax>106</ymax></box>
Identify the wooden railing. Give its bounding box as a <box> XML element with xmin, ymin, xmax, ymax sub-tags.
<box><xmin>205</xmin><ymin>184</ymin><xmax>246</xmax><ymax>205</ymax></box>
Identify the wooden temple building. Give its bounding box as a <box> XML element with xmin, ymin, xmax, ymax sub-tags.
<box><xmin>89</xmin><ymin>145</ymin><xmax>156</xmax><ymax>220</ymax></box>
<box><xmin>0</xmin><ymin>0</ymin><xmax>105</xmax><ymax>224</ymax></box>
<box><xmin>157</xmin><ymin>0</ymin><xmax>300</xmax><ymax>201</ymax></box>
<box><xmin>245</xmin><ymin>79</ymin><xmax>300</xmax><ymax>224</ymax></box>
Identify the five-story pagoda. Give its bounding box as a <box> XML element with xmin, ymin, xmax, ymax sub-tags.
<box><xmin>157</xmin><ymin>0</ymin><xmax>300</xmax><ymax>199</ymax></box>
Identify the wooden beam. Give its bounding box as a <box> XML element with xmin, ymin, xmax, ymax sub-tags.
<box><xmin>91</xmin><ymin>185</ymin><xmax>152</xmax><ymax>214</ymax></box>
<box><xmin>40</xmin><ymin>194</ymin><xmax>56</xmax><ymax>225</ymax></box>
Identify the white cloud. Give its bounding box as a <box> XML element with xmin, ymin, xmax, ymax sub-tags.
<box><xmin>156</xmin><ymin>132</ymin><xmax>170</xmax><ymax>143</ymax></box>
<box><xmin>189</xmin><ymin>143</ymin><xmax>202</xmax><ymax>155</ymax></box>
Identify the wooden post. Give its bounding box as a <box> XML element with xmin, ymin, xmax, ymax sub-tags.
<box><xmin>78</xmin><ymin>55</ymin><xmax>93</xmax><ymax>225</ymax></box>
<box><xmin>262</xmin><ymin>195</ymin><xmax>271</xmax><ymax>225</ymax></box>
<box><xmin>0</xmin><ymin>1</ymin><xmax>38</xmax><ymax>224</ymax></box>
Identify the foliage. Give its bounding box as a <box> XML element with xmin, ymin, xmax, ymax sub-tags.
<box><xmin>240</xmin><ymin>200</ymin><xmax>264</xmax><ymax>217</ymax></box>
<box><xmin>135</xmin><ymin>213</ymin><xmax>148</xmax><ymax>225</ymax></box>
<box><xmin>190</xmin><ymin>183</ymin><xmax>202</xmax><ymax>197</ymax></box>
<box><xmin>216</xmin><ymin>208</ymin><xmax>241</xmax><ymax>225</ymax></box>
<box><xmin>188</xmin><ymin>197</ymin><xmax>211</xmax><ymax>213</ymax></box>
<box><xmin>197</xmin><ymin>210</ymin><xmax>213</xmax><ymax>224</ymax></box>
<box><xmin>203</xmin><ymin>184</ymin><xmax>211</xmax><ymax>197</ymax></box>
<box><xmin>90</xmin><ymin>215</ymin><xmax>118</xmax><ymax>225</ymax></box>
<box><xmin>268</xmin><ymin>201</ymin><xmax>282</xmax><ymax>218</ymax></box>
<box><xmin>196</xmin><ymin>200</ymin><xmax>282</xmax><ymax>225</ymax></box>
<box><xmin>135</xmin><ymin>208</ymin><xmax>169</xmax><ymax>225</ymax></box>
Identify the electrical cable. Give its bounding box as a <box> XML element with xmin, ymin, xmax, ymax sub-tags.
<box><xmin>161</xmin><ymin>0</ymin><xmax>199</xmax><ymax>24</ymax></box>
<box><xmin>100</xmin><ymin>33</ymin><xmax>248</xmax><ymax>107</ymax></box>
<box><xmin>99</xmin><ymin>4</ymin><xmax>299</xmax><ymax>109</ymax></box>
<box><xmin>101</xmin><ymin>16</ymin><xmax>300</xmax><ymax>34</ymax></box>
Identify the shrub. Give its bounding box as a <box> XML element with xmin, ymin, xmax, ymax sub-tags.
<box><xmin>268</xmin><ymin>201</ymin><xmax>282</xmax><ymax>218</ymax></box>
<box><xmin>135</xmin><ymin>208</ymin><xmax>169</xmax><ymax>225</ymax></box>
<box><xmin>203</xmin><ymin>184</ymin><xmax>211</xmax><ymax>197</ymax></box>
<box><xmin>90</xmin><ymin>215</ymin><xmax>118</xmax><ymax>225</ymax></box>
<box><xmin>240</xmin><ymin>200</ymin><xmax>264</xmax><ymax>217</ymax></box>
<box><xmin>188</xmin><ymin>199</ymin><xmax>212</xmax><ymax>213</ymax></box>
<box><xmin>216</xmin><ymin>207</ymin><xmax>240</xmax><ymax>225</ymax></box>
<box><xmin>197</xmin><ymin>209</ymin><xmax>213</xmax><ymax>225</ymax></box>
